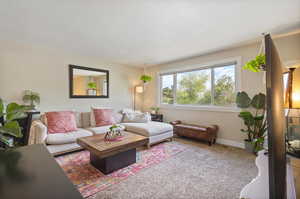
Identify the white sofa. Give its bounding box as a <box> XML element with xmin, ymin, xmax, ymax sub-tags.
<box><xmin>29</xmin><ymin>112</ymin><xmax>173</xmax><ymax>156</ymax></box>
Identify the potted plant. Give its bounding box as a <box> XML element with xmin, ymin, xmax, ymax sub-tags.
<box><xmin>0</xmin><ymin>98</ymin><xmax>29</xmax><ymax>151</ymax></box>
<box><xmin>140</xmin><ymin>75</ymin><xmax>152</xmax><ymax>83</ymax></box>
<box><xmin>243</xmin><ymin>54</ymin><xmax>266</xmax><ymax>72</ymax></box>
<box><xmin>150</xmin><ymin>107</ymin><xmax>160</xmax><ymax>114</ymax></box>
<box><xmin>236</xmin><ymin>91</ymin><xmax>267</xmax><ymax>153</ymax></box>
<box><xmin>105</xmin><ymin>124</ymin><xmax>123</xmax><ymax>141</ymax></box>
<box><xmin>22</xmin><ymin>90</ymin><xmax>40</xmax><ymax>110</ymax></box>
<box><xmin>87</xmin><ymin>82</ymin><xmax>97</xmax><ymax>95</ymax></box>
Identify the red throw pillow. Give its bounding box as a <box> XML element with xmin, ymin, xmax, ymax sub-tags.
<box><xmin>46</xmin><ymin>111</ymin><xmax>78</xmax><ymax>134</ymax></box>
<box><xmin>93</xmin><ymin>108</ymin><xmax>115</xmax><ymax>126</ymax></box>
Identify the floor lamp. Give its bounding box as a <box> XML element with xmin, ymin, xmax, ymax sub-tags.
<box><xmin>133</xmin><ymin>85</ymin><xmax>144</xmax><ymax>110</ymax></box>
<box><xmin>285</xmin><ymin>67</ymin><xmax>300</xmax><ymax>157</ymax></box>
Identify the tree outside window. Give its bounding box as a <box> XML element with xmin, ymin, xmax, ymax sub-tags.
<box><xmin>161</xmin><ymin>75</ymin><xmax>174</xmax><ymax>104</ymax></box>
<box><xmin>213</xmin><ymin>65</ymin><xmax>235</xmax><ymax>106</ymax></box>
<box><xmin>176</xmin><ymin>69</ymin><xmax>211</xmax><ymax>105</ymax></box>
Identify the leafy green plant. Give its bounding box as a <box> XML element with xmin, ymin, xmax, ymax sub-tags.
<box><xmin>22</xmin><ymin>90</ymin><xmax>40</xmax><ymax>109</ymax></box>
<box><xmin>150</xmin><ymin>107</ymin><xmax>160</xmax><ymax>114</ymax></box>
<box><xmin>243</xmin><ymin>54</ymin><xmax>266</xmax><ymax>72</ymax></box>
<box><xmin>236</xmin><ymin>91</ymin><xmax>267</xmax><ymax>152</ymax></box>
<box><xmin>140</xmin><ymin>75</ymin><xmax>152</xmax><ymax>83</ymax></box>
<box><xmin>0</xmin><ymin>98</ymin><xmax>29</xmax><ymax>150</ymax></box>
<box><xmin>87</xmin><ymin>82</ymin><xmax>97</xmax><ymax>89</ymax></box>
<box><xmin>109</xmin><ymin>124</ymin><xmax>121</xmax><ymax>132</ymax></box>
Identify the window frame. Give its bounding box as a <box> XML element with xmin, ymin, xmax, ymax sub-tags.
<box><xmin>157</xmin><ymin>57</ymin><xmax>242</xmax><ymax>112</ymax></box>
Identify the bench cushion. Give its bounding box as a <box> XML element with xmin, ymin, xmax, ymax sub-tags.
<box><xmin>46</xmin><ymin>128</ymin><xmax>93</xmax><ymax>145</ymax></box>
<box><xmin>121</xmin><ymin>121</ymin><xmax>173</xmax><ymax>137</ymax></box>
<box><xmin>176</xmin><ymin>124</ymin><xmax>207</xmax><ymax>131</ymax></box>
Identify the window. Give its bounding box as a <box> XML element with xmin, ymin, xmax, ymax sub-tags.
<box><xmin>161</xmin><ymin>74</ymin><xmax>174</xmax><ymax>104</ymax></box>
<box><xmin>213</xmin><ymin>65</ymin><xmax>235</xmax><ymax>106</ymax></box>
<box><xmin>176</xmin><ymin>69</ymin><xmax>211</xmax><ymax>105</ymax></box>
<box><xmin>160</xmin><ymin>62</ymin><xmax>237</xmax><ymax>108</ymax></box>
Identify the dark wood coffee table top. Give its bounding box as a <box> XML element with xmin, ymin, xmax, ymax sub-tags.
<box><xmin>0</xmin><ymin>144</ymin><xmax>82</xmax><ymax>199</ymax></box>
<box><xmin>77</xmin><ymin>131</ymin><xmax>148</xmax><ymax>158</ymax></box>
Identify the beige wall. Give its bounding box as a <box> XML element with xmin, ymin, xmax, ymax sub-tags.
<box><xmin>0</xmin><ymin>34</ymin><xmax>299</xmax><ymax>147</ymax></box>
<box><xmin>0</xmin><ymin>41</ymin><xmax>143</xmax><ymax>112</ymax></box>
<box><xmin>143</xmin><ymin>33</ymin><xmax>300</xmax><ymax>147</ymax></box>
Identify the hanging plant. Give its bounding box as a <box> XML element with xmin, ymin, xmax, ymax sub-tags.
<box><xmin>140</xmin><ymin>75</ymin><xmax>152</xmax><ymax>83</ymax></box>
<box><xmin>243</xmin><ymin>54</ymin><xmax>266</xmax><ymax>72</ymax></box>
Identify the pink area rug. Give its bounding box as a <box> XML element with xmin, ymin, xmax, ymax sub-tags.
<box><xmin>55</xmin><ymin>142</ymin><xmax>187</xmax><ymax>198</ymax></box>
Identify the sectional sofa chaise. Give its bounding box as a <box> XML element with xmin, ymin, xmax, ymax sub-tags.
<box><xmin>29</xmin><ymin>112</ymin><xmax>173</xmax><ymax>156</ymax></box>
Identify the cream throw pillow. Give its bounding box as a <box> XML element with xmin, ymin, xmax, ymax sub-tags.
<box><xmin>122</xmin><ymin>112</ymin><xmax>151</xmax><ymax>123</ymax></box>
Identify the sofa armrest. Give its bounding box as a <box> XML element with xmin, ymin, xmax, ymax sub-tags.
<box><xmin>170</xmin><ymin>120</ymin><xmax>182</xmax><ymax>126</ymax></box>
<box><xmin>28</xmin><ymin>120</ymin><xmax>48</xmax><ymax>145</ymax></box>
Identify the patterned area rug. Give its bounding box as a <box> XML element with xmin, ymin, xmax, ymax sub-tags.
<box><xmin>55</xmin><ymin>142</ymin><xmax>187</xmax><ymax>198</ymax></box>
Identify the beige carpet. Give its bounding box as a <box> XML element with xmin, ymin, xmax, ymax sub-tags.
<box><xmin>88</xmin><ymin>138</ymin><xmax>257</xmax><ymax>199</ymax></box>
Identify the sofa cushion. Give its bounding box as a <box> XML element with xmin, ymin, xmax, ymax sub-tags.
<box><xmin>90</xmin><ymin>106</ymin><xmax>112</xmax><ymax>126</ymax></box>
<box><xmin>74</xmin><ymin>112</ymin><xmax>83</xmax><ymax>128</ymax></box>
<box><xmin>88</xmin><ymin>124</ymin><xmax>125</xmax><ymax>135</ymax></box>
<box><xmin>46</xmin><ymin>143</ymin><xmax>82</xmax><ymax>156</ymax></box>
<box><xmin>113</xmin><ymin>112</ymin><xmax>123</xmax><ymax>124</ymax></box>
<box><xmin>93</xmin><ymin>108</ymin><xmax>115</xmax><ymax>126</ymax></box>
<box><xmin>121</xmin><ymin>121</ymin><xmax>173</xmax><ymax>137</ymax></box>
<box><xmin>122</xmin><ymin>112</ymin><xmax>151</xmax><ymax>123</ymax></box>
<box><xmin>41</xmin><ymin>111</ymin><xmax>83</xmax><ymax>128</ymax></box>
<box><xmin>46</xmin><ymin>128</ymin><xmax>93</xmax><ymax>145</ymax></box>
<box><xmin>81</xmin><ymin>112</ymin><xmax>91</xmax><ymax>128</ymax></box>
<box><xmin>81</xmin><ymin>112</ymin><xmax>123</xmax><ymax>128</ymax></box>
<box><xmin>45</xmin><ymin>111</ymin><xmax>78</xmax><ymax>133</ymax></box>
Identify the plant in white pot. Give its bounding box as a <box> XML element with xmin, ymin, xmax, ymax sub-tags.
<box><xmin>87</xmin><ymin>82</ymin><xmax>97</xmax><ymax>95</ymax></box>
<box><xmin>236</xmin><ymin>91</ymin><xmax>267</xmax><ymax>153</ymax></box>
<box><xmin>22</xmin><ymin>90</ymin><xmax>40</xmax><ymax>110</ymax></box>
<box><xmin>150</xmin><ymin>107</ymin><xmax>160</xmax><ymax>114</ymax></box>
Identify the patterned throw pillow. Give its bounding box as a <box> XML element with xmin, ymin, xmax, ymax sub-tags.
<box><xmin>90</xmin><ymin>106</ymin><xmax>112</xmax><ymax>126</ymax></box>
<box><xmin>92</xmin><ymin>108</ymin><xmax>115</xmax><ymax>127</ymax></box>
<box><xmin>45</xmin><ymin>111</ymin><xmax>78</xmax><ymax>134</ymax></box>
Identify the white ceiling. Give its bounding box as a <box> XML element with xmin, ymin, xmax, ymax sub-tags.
<box><xmin>1</xmin><ymin>0</ymin><xmax>300</xmax><ymax>67</ymax></box>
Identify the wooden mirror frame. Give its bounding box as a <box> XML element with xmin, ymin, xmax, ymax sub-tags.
<box><xmin>69</xmin><ymin>65</ymin><xmax>109</xmax><ymax>98</ymax></box>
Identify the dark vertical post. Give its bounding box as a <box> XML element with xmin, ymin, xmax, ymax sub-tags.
<box><xmin>265</xmin><ymin>34</ymin><xmax>286</xmax><ymax>199</ymax></box>
<box><xmin>288</xmin><ymin>68</ymin><xmax>295</xmax><ymax>108</ymax></box>
<box><xmin>0</xmin><ymin>116</ymin><xmax>4</xmax><ymax>126</ymax></box>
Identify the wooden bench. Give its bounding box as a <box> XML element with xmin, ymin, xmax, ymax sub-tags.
<box><xmin>170</xmin><ymin>120</ymin><xmax>218</xmax><ymax>146</ymax></box>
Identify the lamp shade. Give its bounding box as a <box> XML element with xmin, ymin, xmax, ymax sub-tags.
<box><xmin>292</xmin><ymin>92</ymin><xmax>300</xmax><ymax>108</ymax></box>
<box><xmin>135</xmin><ymin>86</ymin><xmax>144</xmax><ymax>93</ymax></box>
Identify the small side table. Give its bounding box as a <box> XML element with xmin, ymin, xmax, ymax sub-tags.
<box><xmin>17</xmin><ymin>111</ymin><xmax>40</xmax><ymax>145</ymax></box>
<box><xmin>151</xmin><ymin>114</ymin><xmax>163</xmax><ymax>122</ymax></box>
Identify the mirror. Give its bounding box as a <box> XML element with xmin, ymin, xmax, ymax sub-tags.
<box><xmin>69</xmin><ymin>65</ymin><xmax>109</xmax><ymax>98</ymax></box>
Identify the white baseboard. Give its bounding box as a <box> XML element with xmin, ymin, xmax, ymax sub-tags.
<box><xmin>216</xmin><ymin>138</ymin><xmax>244</xmax><ymax>149</ymax></box>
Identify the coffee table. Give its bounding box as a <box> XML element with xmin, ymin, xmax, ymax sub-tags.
<box><xmin>77</xmin><ymin>131</ymin><xmax>148</xmax><ymax>174</ymax></box>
